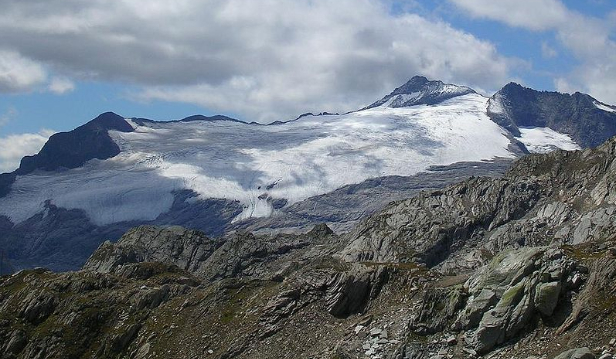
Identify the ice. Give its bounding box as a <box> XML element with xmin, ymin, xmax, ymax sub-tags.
<box><xmin>0</xmin><ymin>93</ymin><xmax>518</xmax><ymax>225</ymax></box>
<box><xmin>518</xmin><ymin>127</ymin><xmax>581</xmax><ymax>154</ymax></box>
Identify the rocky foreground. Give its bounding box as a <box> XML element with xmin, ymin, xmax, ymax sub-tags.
<box><xmin>3</xmin><ymin>137</ymin><xmax>616</xmax><ymax>358</ymax></box>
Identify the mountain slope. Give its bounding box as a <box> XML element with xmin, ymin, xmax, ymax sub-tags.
<box><xmin>1</xmin><ymin>77</ymin><xmax>615</xmax><ymax>271</ymax></box>
<box><xmin>3</xmin><ymin>135</ymin><xmax>616</xmax><ymax>358</ymax></box>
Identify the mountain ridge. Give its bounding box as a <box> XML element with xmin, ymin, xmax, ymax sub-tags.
<box><xmin>1</xmin><ymin>77</ymin><xmax>616</xmax><ymax>272</ymax></box>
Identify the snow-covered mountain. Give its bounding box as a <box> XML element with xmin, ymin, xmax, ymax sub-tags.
<box><xmin>1</xmin><ymin>76</ymin><xmax>614</xmax><ymax>271</ymax></box>
<box><xmin>365</xmin><ymin>76</ymin><xmax>476</xmax><ymax>108</ymax></box>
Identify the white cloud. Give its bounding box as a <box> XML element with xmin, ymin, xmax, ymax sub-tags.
<box><xmin>0</xmin><ymin>0</ymin><xmax>516</xmax><ymax>122</ymax></box>
<box><xmin>449</xmin><ymin>0</ymin><xmax>568</xmax><ymax>30</ymax></box>
<box><xmin>541</xmin><ymin>42</ymin><xmax>558</xmax><ymax>59</ymax></box>
<box><xmin>0</xmin><ymin>50</ymin><xmax>47</xmax><ymax>93</ymax></box>
<box><xmin>449</xmin><ymin>0</ymin><xmax>616</xmax><ymax>105</ymax></box>
<box><xmin>0</xmin><ymin>129</ymin><xmax>55</xmax><ymax>173</ymax></box>
<box><xmin>48</xmin><ymin>77</ymin><xmax>75</xmax><ymax>94</ymax></box>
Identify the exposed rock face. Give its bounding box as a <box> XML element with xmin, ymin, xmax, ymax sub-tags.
<box><xmin>488</xmin><ymin>83</ymin><xmax>616</xmax><ymax>147</ymax></box>
<box><xmin>466</xmin><ymin>248</ymin><xmax>575</xmax><ymax>353</ymax></box>
<box><xmin>341</xmin><ymin>137</ymin><xmax>616</xmax><ymax>273</ymax></box>
<box><xmin>16</xmin><ymin>112</ymin><xmax>134</xmax><ymax>176</ymax></box>
<box><xmin>83</xmin><ymin>226</ymin><xmax>222</xmax><ymax>274</ymax></box>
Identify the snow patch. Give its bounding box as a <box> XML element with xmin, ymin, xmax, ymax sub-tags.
<box><xmin>518</xmin><ymin>127</ymin><xmax>581</xmax><ymax>154</ymax></box>
<box><xmin>594</xmin><ymin>101</ymin><xmax>616</xmax><ymax>113</ymax></box>
<box><xmin>487</xmin><ymin>94</ymin><xmax>505</xmax><ymax>115</ymax></box>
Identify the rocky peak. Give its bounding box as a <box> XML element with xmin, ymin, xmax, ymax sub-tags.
<box><xmin>366</xmin><ymin>76</ymin><xmax>476</xmax><ymax>109</ymax></box>
<box><xmin>86</xmin><ymin>111</ymin><xmax>134</xmax><ymax>132</ymax></box>
<box><xmin>0</xmin><ymin>111</ymin><xmax>134</xmax><ymax>199</ymax></box>
<box><xmin>488</xmin><ymin>82</ymin><xmax>616</xmax><ymax>147</ymax></box>
<box><xmin>14</xmin><ymin>111</ymin><xmax>133</xmax><ymax>176</ymax></box>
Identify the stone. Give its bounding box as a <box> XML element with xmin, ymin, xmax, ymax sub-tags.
<box><xmin>354</xmin><ymin>325</ymin><xmax>365</xmax><ymax>334</ymax></box>
<box><xmin>370</xmin><ymin>328</ymin><xmax>383</xmax><ymax>337</ymax></box>
<box><xmin>463</xmin><ymin>347</ymin><xmax>477</xmax><ymax>356</ymax></box>
<box><xmin>446</xmin><ymin>335</ymin><xmax>457</xmax><ymax>346</ymax></box>
<box><xmin>473</xmin><ymin>307</ymin><xmax>507</xmax><ymax>354</ymax></box>
<box><xmin>455</xmin><ymin>289</ymin><xmax>498</xmax><ymax>330</ymax></box>
<box><xmin>553</xmin><ymin>347</ymin><xmax>595</xmax><ymax>359</ymax></box>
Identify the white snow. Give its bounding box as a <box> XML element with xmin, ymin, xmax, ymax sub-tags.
<box><xmin>487</xmin><ymin>94</ymin><xmax>505</xmax><ymax>115</ymax></box>
<box><xmin>0</xmin><ymin>93</ymin><xmax>518</xmax><ymax>225</ymax></box>
<box><xmin>594</xmin><ymin>101</ymin><xmax>616</xmax><ymax>113</ymax></box>
<box><xmin>381</xmin><ymin>92</ymin><xmax>421</xmax><ymax>107</ymax></box>
<box><xmin>518</xmin><ymin>127</ymin><xmax>581</xmax><ymax>154</ymax></box>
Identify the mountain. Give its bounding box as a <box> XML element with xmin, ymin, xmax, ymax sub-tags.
<box><xmin>2</xmin><ymin>134</ymin><xmax>616</xmax><ymax>358</ymax></box>
<box><xmin>1</xmin><ymin>77</ymin><xmax>615</xmax><ymax>271</ymax></box>
<box><xmin>488</xmin><ymin>82</ymin><xmax>616</xmax><ymax>148</ymax></box>
<box><xmin>365</xmin><ymin>76</ymin><xmax>476</xmax><ymax>108</ymax></box>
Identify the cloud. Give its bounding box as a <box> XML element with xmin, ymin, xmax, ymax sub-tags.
<box><xmin>449</xmin><ymin>0</ymin><xmax>616</xmax><ymax>105</ymax></box>
<box><xmin>48</xmin><ymin>77</ymin><xmax>75</xmax><ymax>94</ymax></box>
<box><xmin>0</xmin><ymin>129</ymin><xmax>55</xmax><ymax>173</ymax></box>
<box><xmin>0</xmin><ymin>50</ymin><xmax>47</xmax><ymax>93</ymax></box>
<box><xmin>541</xmin><ymin>42</ymin><xmax>558</xmax><ymax>59</ymax></box>
<box><xmin>0</xmin><ymin>107</ymin><xmax>18</xmax><ymax>129</ymax></box>
<box><xmin>0</xmin><ymin>0</ymin><xmax>516</xmax><ymax>122</ymax></box>
<box><xmin>448</xmin><ymin>0</ymin><xmax>569</xmax><ymax>30</ymax></box>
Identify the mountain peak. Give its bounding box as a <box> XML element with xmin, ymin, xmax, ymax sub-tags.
<box><xmin>366</xmin><ymin>76</ymin><xmax>476</xmax><ymax>109</ymax></box>
<box><xmin>84</xmin><ymin>112</ymin><xmax>133</xmax><ymax>132</ymax></box>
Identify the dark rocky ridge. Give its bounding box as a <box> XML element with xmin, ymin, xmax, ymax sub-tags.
<box><xmin>0</xmin><ymin>112</ymin><xmax>134</xmax><ymax>199</ymax></box>
<box><xmin>16</xmin><ymin>112</ymin><xmax>133</xmax><ymax>174</ymax></box>
<box><xmin>3</xmin><ymin>136</ymin><xmax>616</xmax><ymax>358</ymax></box>
<box><xmin>132</xmin><ymin>114</ymin><xmax>244</xmax><ymax>126</ymax></box>
<box><xmin>489</xmin><ymin>82</ymin><xmax>616</xmax><ymax>147</ymax></box>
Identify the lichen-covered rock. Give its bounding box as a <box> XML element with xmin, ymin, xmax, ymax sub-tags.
<box><xmin>534</xmin><ymin>282</ymin><xmax>561</xmax><ymax>316</ymax></box>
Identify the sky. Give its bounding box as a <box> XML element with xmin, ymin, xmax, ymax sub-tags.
<box><xmin>0</xmin><ymin>0</ymin><xmax>615</xmax><ymax>173</ymax></box>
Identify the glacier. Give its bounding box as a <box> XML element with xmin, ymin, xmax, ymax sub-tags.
<box><xmin>0</xmin><ymin>92</ymin><xmax>586</xmax><ymax>227</ymax></box>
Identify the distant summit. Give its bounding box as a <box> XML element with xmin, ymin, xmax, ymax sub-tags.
<box><xmin>366</xmin><ymin>76</ymin><xmax>476</xmax><ymax>109</ymax></box>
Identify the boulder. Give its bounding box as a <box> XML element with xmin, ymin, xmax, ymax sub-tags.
<box><xmin>553</xmin><ymin>347</ymin><xmax>595</xmax><ymax>359</ymax></box>
<box><xmin>534</xmin><ymin>281</ymin><xmax>562</xmax><ymax>316</ymax></box>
